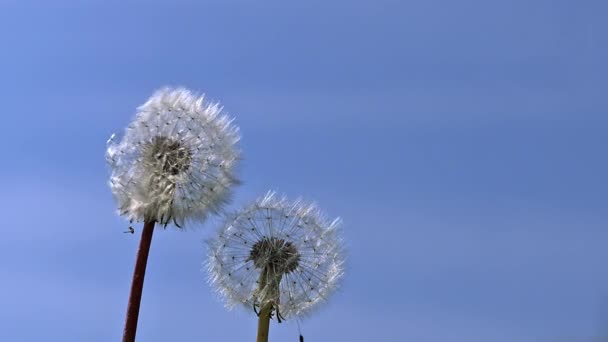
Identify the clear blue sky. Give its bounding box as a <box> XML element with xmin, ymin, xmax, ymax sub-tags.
<box><xmin>0</xmin><ymin>1</ymin><xmax>606</xmax><ymax>341</ymax></box>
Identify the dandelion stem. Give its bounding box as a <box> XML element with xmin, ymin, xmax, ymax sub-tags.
<box><xmin>122</xmin><ymin>220</ymin><xmax>155</xmax><ymax>342</ymax></box>
<box><xmin>256</xmin><ymin>267</ymin><xmax>283</xmax><ymax>342</ymax></box>
<box><xmin>256</xmin><ymin>302</ymin><xmax>273</xmax><ymax>342</ymax></box>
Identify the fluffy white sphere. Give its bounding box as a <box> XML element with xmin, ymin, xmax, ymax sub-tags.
<box><xmin>207</xmin><ymin>192</ymin><xmax>344</xmax><ymax>319</ymax></box>
<box><xmin>106</xmin><ymin>87</ymin><xmax>240</xmax><ymax>227</ymax></box>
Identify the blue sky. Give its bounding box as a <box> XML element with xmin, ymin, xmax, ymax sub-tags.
<box><xmin>0</xmin><ymin>0</ymin><xmax>606</xmax><ymax>341</ymax></box>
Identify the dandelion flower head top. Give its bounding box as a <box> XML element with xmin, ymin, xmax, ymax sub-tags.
<box><xmin>106</xmin><ymin>87</ymin><xmax>240</xmax><ymax>228</ymax></box>
<box><xmin>207</xmin><ymin>192</ymin><xmax>344</xmax><ymax>319</ymax></box>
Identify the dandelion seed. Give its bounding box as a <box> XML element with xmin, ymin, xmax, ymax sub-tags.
<box><xmin>206</xmin><ymin>192</ymin><xmax>344</xmax><ymax>341</ymax></box>
<box><xmin>107</xmin><ymin>132</ymin><xmax>116</xmax><ymax>145</ymax></box>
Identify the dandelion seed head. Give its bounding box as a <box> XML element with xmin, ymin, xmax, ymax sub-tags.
<box><xmin>206</xmin><ymin>192</ymin><xmax>344</xmax><ymax>319</ymax></box>
<box><xmin>106</xmin><ymin>87</ymin><xmax>240</xmax><ymax>227</ymax></box>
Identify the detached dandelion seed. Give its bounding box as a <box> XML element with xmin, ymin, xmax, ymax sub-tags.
<box><xmin>106</xmin><ymin>87</ymin><xmax>240</xmax><ymax>342</ymax></box>
<box><xmin>207</xmin><ymin>192</ymin><xmax>344</xmax><ymax>342</ymax></box>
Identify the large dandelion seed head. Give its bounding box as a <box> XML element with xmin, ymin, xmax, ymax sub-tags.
<box><xmin>106</xmin><ymin>87</ymin><xmax>240</xmax><ymax>227</ymax></box>
<box><xmin>207</xmin><ymin>192</ymin><xmax>344</xmax><ymax>319</ymax></box>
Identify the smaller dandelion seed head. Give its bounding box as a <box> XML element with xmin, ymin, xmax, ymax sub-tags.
<box><xmin>206</xmin><ymin>191</ymin><xmax>345</xmax><ymax>319</ymax></box>
<box><xmin>106</xmin><ymin>87</ymin><xmax>241</xmax><ymax>227</ymax></box>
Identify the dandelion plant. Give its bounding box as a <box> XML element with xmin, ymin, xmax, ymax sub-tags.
<box><xmin>106</xmin><ymin>87</ymin><xmax>240</xmax><ymax>341</ymax></box>
<box><xmin>207</xmin><ymin>192</ymin><xmax>344</xmax><ymax>342</ymax></box>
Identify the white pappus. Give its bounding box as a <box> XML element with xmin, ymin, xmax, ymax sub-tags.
<box><xmin>207</xmin><ymin>192</ymin><xmax>345</xmax><ymax>320</ymax></box>
<box><xmin>106</xmin><ymin>87</ymin><xmax>241</xmax><ymax>228</ymax></box>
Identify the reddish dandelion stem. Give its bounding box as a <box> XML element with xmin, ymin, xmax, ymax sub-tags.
<box><xmin>122</xmin><ymin>220</ymin><xmax>155</xmax><ymax>342</ymax></box>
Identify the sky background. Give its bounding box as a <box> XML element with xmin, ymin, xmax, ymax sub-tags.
<box><xmin>0</xmin><ymin>0</ymin><xmax>606</xmax><ymax>341</ymax></box>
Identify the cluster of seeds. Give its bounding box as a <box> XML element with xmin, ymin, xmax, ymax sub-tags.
<box><xmin>207</xmin><ymin>192</ymin><xmax>344</xmax><ymax>319</ymax></box>
<box><xmin>106</xmin><ymin>88</ymin><xmax>240</xmax><ymax>227</ymax></box>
